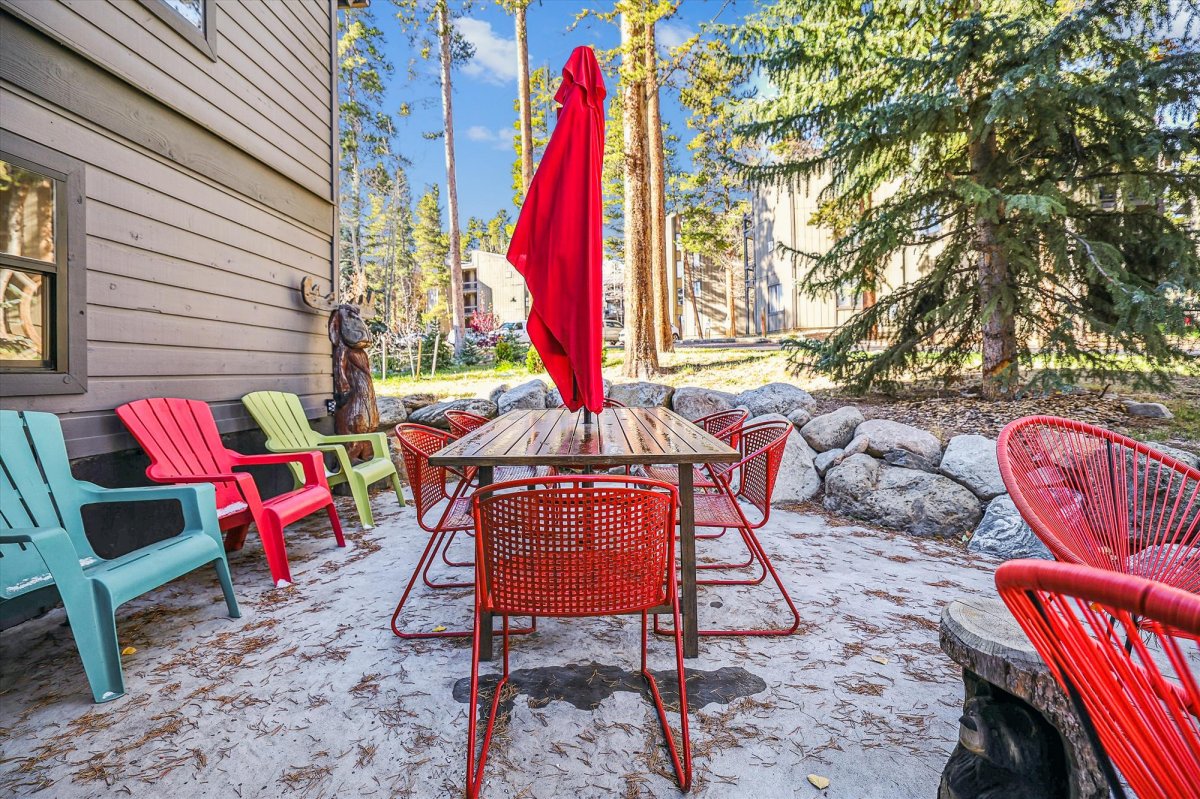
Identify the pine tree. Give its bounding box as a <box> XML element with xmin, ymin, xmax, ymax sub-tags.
<box><xmin>510</xmin><ymin>65</ymin><xmax>555</xmax><ymax>207</ymax></box>
<box><xmin>413</xmin><ymin>184</ymin><xmax>450</xmax><ymax>325</ymax></box>
<box><xmin>738</xmin><ymin>0</ymin><xmax>1200</xmax><ymax>396</ymax></box>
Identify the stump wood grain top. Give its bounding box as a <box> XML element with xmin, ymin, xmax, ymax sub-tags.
<box><xmin>429</xmin><ymin>407</ymin><xmax>739</xmax><ymax>468</ymax></box>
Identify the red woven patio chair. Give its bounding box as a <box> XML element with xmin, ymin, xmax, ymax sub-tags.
<box><xmin>998</xmin><ymin>416</ymin><xmax>1200</xmax><ymax>595</ymax></box>
<box><xmin>390</xmin><ymin>424</ymin><xmax>532</xmax><ymax>639</ymax></box>
<box><xmin>466</xmin><ymin>475</ymin><xmax>690</xmax><ymax>797</ymax></box>
<box><xmin>996</xmin><ymin>560</ymin><xmax>1200</xmax><ymax>799</ymax></box>
<box><xmin>445</xmin><ymin>409</ymin><xmax>490</xmax><ymax>438</ymax></box>
<box><xmin>642</xmin><ymin>408</ymin><xmax>749</xmax><ymax>488</ymax></box>
<box><xmin>444</xmin><ymin>410</ymin><xmax>541</xmax><ymax>485</ymax></box>
<box><xmin>656</xmin><ymin>418</ymin><xmax>800</xmax><ymax>637</ymax></box>
<box><xmin>116</xmin><ymin>398</ymin><xmax>343</xmax><ymax>587</ymax></box>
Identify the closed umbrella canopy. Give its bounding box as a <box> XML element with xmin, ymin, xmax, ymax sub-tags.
<box><xmin>506</xmin><ymin>46</ymin><xmax>606</xmax><ymax>414</ymax></box>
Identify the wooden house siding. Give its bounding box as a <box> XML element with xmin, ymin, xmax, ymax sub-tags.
<box><xmin>0</xmin><ymin>1</ymin><xmax>337</xmax><ymax>458</ymax></box>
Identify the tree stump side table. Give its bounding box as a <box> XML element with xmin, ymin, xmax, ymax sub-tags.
<box><xmin>938</xmin><ymin>597</ymin><xmax>1108</xmax><ymax>799</ymax></box>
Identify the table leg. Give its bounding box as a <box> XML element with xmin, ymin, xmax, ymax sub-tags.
<box><xmin>476</xmin><ymin>465</ymin><xmax>494</xmax><ymax>662</ymax></box>
<box><xmin>678</xmin><ymin>464</ymin><xmax>699</xmax><ymax>659</ymax></box>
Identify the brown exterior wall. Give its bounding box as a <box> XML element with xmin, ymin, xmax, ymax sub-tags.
<box><xmin>0</xmin><ymin>0</ymin><xmax>337</xmax><ymax>458</ymax></box>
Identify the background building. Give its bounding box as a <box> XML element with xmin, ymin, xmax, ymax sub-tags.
<box><xmin>464</xmin><ymin>250</ymin><xmax>530</xmax><ymax>324</ymax></box>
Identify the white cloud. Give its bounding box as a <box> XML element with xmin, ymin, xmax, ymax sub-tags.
<box><xmin>464</xmin><ymin>124</ymin><xmax>513</xmax><ymax>150</ymax></box>
<box><xmin>455</xmin><ymin>18</ymin><xmax>518</xmax><ymax>85</ymax></box>
<box><xmin>466</xmin><ymin>125</ymin><xmax>495</xmax><ymax>141</ymax></box>
<box><xmin>657</xmin><ymin>21</ymin><xmax>696</xmax><ymax>53</ymax></box>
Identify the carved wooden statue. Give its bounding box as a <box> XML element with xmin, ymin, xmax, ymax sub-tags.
<box><xmin>301</xmin><ymin>277</ymin><xmax>378</xmax><ymax>461</ymax></box>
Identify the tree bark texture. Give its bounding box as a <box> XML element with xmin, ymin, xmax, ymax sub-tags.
<box><xmin>645</xmin><ymin>22</ymin><xmax>672</xmax><ymax>352</ymax></box>
<box><xmin>971</xmin><ymin>129</ymin><xmax>1017</xmax><ymax>397</ymax></box>
<box><xmin>515</xmin><ymin>3</ymin><xmax>534</xmax><ymax>196</ymax></box>
<box><xmin>621</xmin><ymin>12</ymin><xmax>659</xmax><ymax>378</ymax></box>
<box><xmin>438</xmin><ymin>0</ymin><xmax>466</xmax><ymax>355</ymax></box>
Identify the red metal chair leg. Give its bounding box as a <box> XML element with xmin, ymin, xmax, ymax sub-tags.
<box><xmin>695</xmin><ymin>527</ymin><xmax>765</xmax><ymax>580</ymax></box>
<box><xmin>422</xmin><ymin>531</ymin><xmax>474</xmax><ymax>590</ymax></box>
<box><xmin>439</xmin><ymin>530</ymin><xmax>476</xmax><ymax>569</ymax></box>
<box><xmin>641</xmin><ymin>609</ymin><xmax>692</xmax><ymax>791</ymax></box>
<box><xmin>467</xmin><ymin>615</ymin><xmax>511</xmax><ymax>799</ymax></box>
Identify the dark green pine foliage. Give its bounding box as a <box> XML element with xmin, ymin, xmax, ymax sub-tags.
<box><xmin>736</xmin><ymin>0</ymin><xmax>1200</xmax><ymax>396</ymax></box>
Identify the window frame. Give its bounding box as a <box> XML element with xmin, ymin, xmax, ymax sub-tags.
<box><xmin>0</xmin><ymin>132</ymin><xmax>87</xmax><ymax>397</ymax></box>
<box><xmin>139</xmin><ymin>0</ymin><xmax>218</xmax><ymax>62</ymax></box>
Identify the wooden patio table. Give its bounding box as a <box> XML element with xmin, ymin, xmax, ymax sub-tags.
<box><xmin>428</xmin><ymin>406</ymin><xmax>739</xmax><ymax>660</ymax></box>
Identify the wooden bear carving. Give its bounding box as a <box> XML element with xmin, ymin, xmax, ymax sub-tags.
<box><xmin>329</xmin><ymin>303</ymin><xmax>379</xmax><ymax>460</ymax></box>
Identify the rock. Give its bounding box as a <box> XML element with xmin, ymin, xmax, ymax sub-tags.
<box><xmin>375</xmin><ymin>396</ymin><xmax>407</xmax><ymax>430</ymax></box>
<box><xmin>408</xmin><ymin>398</ymin><xmax>498</xmax><ymax>430</ymax></box>
<box><xmin>1148</xmin><ymin>442</ymin><xmax>1200</xmax><ymax>470</ymax></box>
<box><xmin>824</xmin><ymin>454</ymin><xmax>982</xmax><ymax>537</ymax></box>
<box><xmin>608</xmin><ymin>381</ymin><xmax>674</xmax><ymax>408</ymax></box>
<box><xmin>940</xmin><ymin>434</ymin><xmax>1006</xmax><ymax>501</ymax></box>
<box><xmin>488</xmin><ymin>384</ymin><xmax>509</xmax><ymax>405</ymax></box>
<box><xmin>855</xmin><ymin>419</ymin><xmax>943</xmax><ymax>472</ymax></box>
<box><xmin>843</xmin><ymin>434</ymin><xmax>870</xmax><ymax>458</ymax></box>
<box><xmin>735</xmin><ymin>383</ymin><xmax>816</xmax><ymax>418</ymax></box>
<box><xmin>754</xmin><ymin>413</ymin><xmax>821</xmax><ymax>503</ymax></box>
<box><xmin>670</xmin><ymin>387</ymin><xmax>739</xmax><ymax>421</ymax></box>
<box><xmin>813</xmin><ymin>448</ymin><xmax>844</xmax><ymax>477</ymax></box>
<box><xmin>497</xmin><ymin>379</ymin><xmax>547</xmax><ymax>414</ymax></box>
<box><xmin>801</xmin><ymin>406</ymin><xmax>865</xmax><ymax>452</ymax></box>
<box><xmin>1122</xmin><ymin>400</ymin><xmax>1172</xmax><ymax>419</ymax></box>
<box><xmin>968</xmin><ymin>495</ymin><xmax>1052</xmax><ymax>560</ymax></box>
<box><xmin>786</xmin><ymin>408</ymin><xmax>812</xmax><ymax>428</ymax></box>
<box><xmin>400</xmin><ymin>393</ymin><xmax>438</xmax><ymax>413</ymax></box>
<box><xmin>546</xmin><ymin>387</ymin><xmax>562</xmax><ymax>408</ymax></box>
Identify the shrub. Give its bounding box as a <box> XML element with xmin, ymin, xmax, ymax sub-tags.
<box><xmin>494</xmin><ymin>334</ymin><xmax>526</xmax><ymax>366</ymax></box>
<box><xmin>525</xmin><ymin>346</ymin><xmax>544</xmax><ymax>373</ymax></box>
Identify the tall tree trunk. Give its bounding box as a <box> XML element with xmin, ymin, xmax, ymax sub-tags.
<box><xmin>681</xmin><ymin>244</ymin><xmax>704</xmax><ymax>340</ymax></box>
<box><xmin>645</xmin><ymin>22</ymin><xmax>672</xmax><ymax>353</ymax></box>
<box><xmin>438</xmin><ymin>0</ymin><xmax>466</xmax><ymax>356</ymax></box>
<box><xmin>971</xmin><ymin>129</ymin><xmax>1017</xmax><ymax>397</ymax></box>
<box><xmin>515</xmin><ymin>2</ymin><xmax>534</xmax><ymax>196</ymax></box>
<box><xmin>621</xmin><ymin>12</ymin><xmax>658</xmax><ymax>379</ymax></box>
<box><xmin>725</xmin><ymin>257</ymin><xmax>736</xmax><ymax>338</ymax></box>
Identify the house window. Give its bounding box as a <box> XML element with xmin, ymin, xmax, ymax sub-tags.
<box><xmin>140</xmin><ymin>0</ymin><xmax>218</xmax><ymax>60</ymax></box>
<box><xmin>835</xmin><ymin>282</ymin><xmax>861</xmax><ymax>310</ymax></box>
<box><xmin>0</xmin><ymin>134</ymin><xmax>87</xmax><ymax>396</ymax></box>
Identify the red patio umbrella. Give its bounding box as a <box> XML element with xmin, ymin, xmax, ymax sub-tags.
<box><xmin>506</xmin><ymin>46</ymin><xmax>606</xmax><ymax>415</ymax></box>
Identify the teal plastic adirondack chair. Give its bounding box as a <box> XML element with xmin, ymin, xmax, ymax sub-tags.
<box><xmin>241</xmin><ymin>391</ymin><xmax>404</xmax><ymax>529</ymax></box>
<box><xmin>0</xmin><ymin>410</ymin><xmax>240</xmax><ymax>703</ymax></box>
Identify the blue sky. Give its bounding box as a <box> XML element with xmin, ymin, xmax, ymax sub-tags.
<box><xmin>362</xmin><ymin>0</ymin><xmax>749</xmax><ymax>224</ymax></box>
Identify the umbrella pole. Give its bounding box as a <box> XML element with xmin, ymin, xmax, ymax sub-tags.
<box><xmin>583</xmin><ymin>408</ymin><xmax>594</xmax><ymax>424</ymax></box>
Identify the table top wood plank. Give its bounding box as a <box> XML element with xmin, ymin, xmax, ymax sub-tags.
<box><xmin>429</xmin><ymin>407</ymin><xmax>737</xmax><ymax>467</ymax></box>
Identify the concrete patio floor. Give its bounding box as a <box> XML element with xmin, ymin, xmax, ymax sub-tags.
<box><xmin>0</xmin><ymin>489</ymin><xmax>1001</xmax><ymax>798</ymax></box>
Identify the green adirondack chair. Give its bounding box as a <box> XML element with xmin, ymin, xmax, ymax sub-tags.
<box><xmin>0</xmin><ymin>410</ymin><xmax>240</xmax><ymax>703</ymax></box>
<box><xmin>241</xmin><ymin>391</ymin><xmax>405</xmax><ymax>528</ymax></box>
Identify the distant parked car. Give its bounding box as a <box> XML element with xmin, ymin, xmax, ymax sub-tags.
<box><xmin>603</xmin><ymin>318</ymin><xmax>624</xmax><ymax>344</ymax></box>
<box><xmin>499</xmin><ymin>321</ymin><xmax>531</xmax><ymax>344</ymax></box>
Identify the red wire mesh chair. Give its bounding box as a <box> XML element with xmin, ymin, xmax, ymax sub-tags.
<box><xmin>643</xmin><ymin>408</ymin><xmax>749</xmax><ymax>491</ymax></box>
<box><xmin>549</xmin><ymin>396</ymin><xmax>626</xmax><ymax>409</ymax></box>
<box><xmin>656</xmin><ymin>418</ymin><xmax>800</xmax><ymax>637</ymax></box>
<box><xmin>389</xmin><ymin>423</ymin><xmax>533</xmax><ymax>639</ymax></box>
<box><xmin>998</xmin><ymin>416</ymin><xmax>1200</xmax><ymax>595</ymax></box>
<box><xmin>466</xmin><ymin>475</ymin><xmax>690</xmax><ymax>797</ymax></box>
<box><xmin>444</xmin><ymin>409</ymin><xmax>541</xmax><ymax>483</ymax></box>
<box><xmin>996</xmin><ymin>560</ymin><xmax>1200</xmax><ymax>799</ymax></box>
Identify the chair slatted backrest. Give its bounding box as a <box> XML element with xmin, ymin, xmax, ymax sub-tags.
<box><xmin>999</xmin><ymin>416</ymin><xmax>1200</xmax><ymax>592</ymax></box>
<box><xmin>996</xmin><ymin>560</ymin><xmax>1200</xmax><ymax>799</ymax></box>
<box><xmin>0</xmin><ymin>410</ymin><xmax>96</xmax><ymax>599</ymax></box>
<box><xmin>473</xmin><ymin>476</ymin><xmax>676</xmax><ymax>617</ymax></box>
<box><xmin>116</xmin><ymin>399</ymin><xmax>242</xmax><ymax>512</ymax></box>
<box><xmin>733</xmin><ymin>420</ymin><xmax>790</xmax><ymax>516</ymax></box>
<box><xmin>242</xmin><ymin>391</ymin><xmax>320</xmax><ymax>451</ymax></box>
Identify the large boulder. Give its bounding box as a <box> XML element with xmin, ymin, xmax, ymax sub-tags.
<box><xmin>801</xmin><ymin>406</ymin><xmax>864</xmax><ymax>452</ymax></box>
<box><xmin>608</xmin><ymin>381</ymin><xmax>674</xmax><ymax>408</ymax></box>
<box><xmin>409</xmin><ymin>398</ymin><xmax>498</xmax><ymax>430</ymax></box>
<box><xmin>755</xmin><ymin>413</ymin><xmax>821</xmax><ymax>503</ymax></box>
<box><xmin>400</xmin><ymin>393</ymin><xmax>438</xmax><ymax>413</ymax></box>
<box><xmin>375</xmin><ymin>396</ymin><xmax>407</xmax><ymax>430</ymax></box>
<box><xmin>813</xmin><ymin>448</ymin><xmax>844</xmax><ymax>477</ymax></box>
<box><xmin>1149</xmin><ymin>442</ymin><xmax>1200</xmax><ymax>470</ymax></box>
<box><xmin>497</xmin><ymin>379</ymin><xmax>547</xmax><ymax>414</ymax></box>
<box><xmin>736</xmin><ymin>383</ymin><xmax>816</xmax><ymax>418</ymax></box>
<box><xmin>671</xmin><ymin>387</ymin><xmax>739</xmax><ymax>421</ymax></box>
<box><xmin>854</xmin><ymin>419</ymin><xmax>943</xmax><ymax>472</ymax></box>
<box><xmin>488</xmin><ymin>384</ymin><xmax>509</xmax><ymax>405</ymax></box>
<box><xmin>786</xmin><ymin>408</ymin><xmax>812</xmax><ymax>428</ymax></box>
<box><xmin>824</xmin><ymin>454</ymin><xmax>982</xmax><ymax>537</ymax></box>
<box><xmin>940</xmin><ymin>434</ymin><xmax>1006</xmax><ymax>500</ymax></box>
<box><xmin>548</xmin><ymin>378</ymin><xmax>612</xmax><ymax>409</ymax></box>
<box><xmin>1123</xmin><ymin>400</ymin><xmax>1173</xmax><ymax>419</ymax></box>
<box><xmin>968</xmin><ymin>495</ymin><xmax>1052</xmax><ymax>560</ymax></box>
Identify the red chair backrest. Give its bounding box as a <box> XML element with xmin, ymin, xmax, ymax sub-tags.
<box><xmin>472</xmin><ymin>476</ymin><xmax>676</xmax><ymax>617</ymax></box>
<box><xmin>996</xmin><ymin>560</ymin><xmax>1200</xmax><ymax>799</ymax></box>
<box><xmin>394</xmin><ymin>423</ymin><xmax>456</xmax><ymax>520</ymax></box>
<box><xmin>445</xmin><ymin>410</ymin><xmax>490</xmax><ymax>438</ymax></box>
<box><xmin>731</xmin><ymin>420</ymin><xmax>791</xmax><ymax>517</ymax></box>
<box><xmin>696</xmin><ymin>408</ymin><xmax>749</xmax><ymax>446</ymax></box>
<box><xmin>603</xmin><ymin>397</ymin><xmax>626</xmax><ymax>408</ymax></box>
<box><xmin>116</xmin><ymin>398</ymin><xmax>242</xmax><ymax>511</ymax></box>
<box><xmin>999</xmin><ymin>415</ymin><xmax>1200</xmax><ymax>591</ymax></box>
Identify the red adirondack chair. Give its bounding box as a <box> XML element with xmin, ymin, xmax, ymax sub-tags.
<box><xmin>116</xmin><ymin>398</ymin><xmax>344</xmax><ymax>587</ymax></box>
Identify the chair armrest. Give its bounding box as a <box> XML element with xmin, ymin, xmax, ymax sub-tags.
<box><xmin>77</xmin><ymin>482</ymin><xmax>219</xmax><ymax>536</ymax></box>
<box><xmin>316</xmin><ymin>432</ymin><xmax>391</xmax><ymax>460</ymax></box>
<box><xmin>0</xmin><ymin>526</ymin><xmax>88</xmax><ymax>582</ymax></box>
<box><xmin>227</xmin><ymin>450</ymin><xmax>327</xmax><ymax>487</ymax></box>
